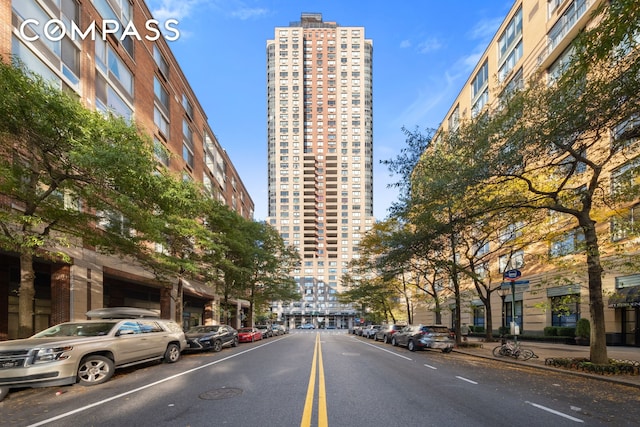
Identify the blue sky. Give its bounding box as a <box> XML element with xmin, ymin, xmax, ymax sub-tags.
<box><xmin>146</xmin><ymin>0</ymin><xmax>512</xmax><ymax>221</ymax></box>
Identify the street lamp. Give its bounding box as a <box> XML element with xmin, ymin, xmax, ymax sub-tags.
<box><xmin>497</xmin><ymin>287</ymin><xmax>510</xmax><ymax>329</ymax></box>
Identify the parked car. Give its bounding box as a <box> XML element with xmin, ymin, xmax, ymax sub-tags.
<box><xmin>392</xmin><ymin>324</ymin><xmax>454</xmax><ymax>352</ymax></box>
<box><xmin>361</xmin><ymin>325</ymin><xmax>381</xmax><ymax>339</ymax></box>
<box><xmin>374</xmin><ymin>324</ymin><xmax>405</xmax><ymax>343</ymax></box>
<box><xmin>272</xmin><ymin>324</ymin><xmax>287</xmax><ymax>335</ymax></box>
<box><xmin>417</xmin><ymin>325</ymin><xmax>455</xmax><ymax>353</ymax></box>
<box><xmin>255</xmin><ymin>324</ymin><xmax>273</xmax><ymax>338</ymax></box>
<box><xmin>0</xmin><ymin>307</ymin><xmax>186</xmax><ymax>401</ymax></box>
<box><xmin>185</xmin><ymin>325</ymin><xmax>238</xmax><ymax>352</ymax></box>
<box><xmin>237</xmin><ymin>327</ymin><xmax>263</xmax><ymax>343</ymax></box>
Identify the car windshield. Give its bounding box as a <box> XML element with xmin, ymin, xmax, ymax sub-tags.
<box><xmin>32</xmin><ymin>322</ymin><xmax>118</xmax><ymax>337</ymax></box>
<box><xmin>239</xmin><ymin>328</ymin><xmax>253</xmax><ymax>333</ymax></box>
<box><xmin>187</xmin><ymin>325</ymin><xmax>220</xmax><ymax>334</ymax></box>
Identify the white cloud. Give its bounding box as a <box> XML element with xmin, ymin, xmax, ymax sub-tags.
<box><xmin>468</xmin><ymin>17</ymin><xmax>503</xmax><ymax>42</ymax></box>
<box><xmin>400</xmin><ymin>39</ymin><xmax>411</xmax><ymax>49</ymax></box>
<box><xmin>416</xmin><ymin>37</ymin><xmax>442</xmax><ymax>54</ymax></box>
<box><xmin>230</xmin><ymin>7</ymin><xmax>269</xmax><ymax>20</ymax></box>
<box><xmin>146</xmin><ymin>0</ymin><xmax>206</xmax><ymax>22</ymax></box>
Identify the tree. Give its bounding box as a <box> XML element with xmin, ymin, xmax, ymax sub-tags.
<box><xmin>444</xmin><ymin>0</ymin><xmax>640</xmax><ymax>363</ymax></box>
<box><xmin>0</xmin><ymin>59</ymin><xmax>195</xmax><ymax>336</ymax></box>
<box><xmin>204</xmin><ymin>206</ymin><xmax>299</xmax><ymax>326</ymax></box>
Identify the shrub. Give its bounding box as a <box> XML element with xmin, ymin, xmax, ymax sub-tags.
<box><xmin>557</xmin><ymin>327</ymin><xmax>576</xmax><ymax>337</ymax></box>
<box><xmin>544</xmin><ymin>326</ymin><xmax>557</xmax><ymax>336</ymax></box>
<box><xmin>575</xmin><ymin>318</ymin><xmax>590</xmax><ymax>339</ymax></box>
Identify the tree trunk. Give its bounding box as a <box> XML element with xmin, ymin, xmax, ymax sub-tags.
<box><xmin>581</xmin><ymin>217</ymin><xmax>608</xmax><ymax>364</ymax></box>
<box><xmin>18</xmin><ymin>252</ymin><xmax>36</xmax><ymax>338</ymax></box>
<box><xmin>484</xmin><ymin>297</ymin><xmax>494</xmax><ymax>341</ymax></box>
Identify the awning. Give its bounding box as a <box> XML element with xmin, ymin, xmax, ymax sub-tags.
<box><xmin>608</xmin><ymin>286</ymin><xmax>640</xmax><ymax>308</ymax></box>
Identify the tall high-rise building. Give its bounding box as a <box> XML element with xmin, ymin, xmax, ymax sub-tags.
<box><xmin>266</xmin><ymin>13</ymin><xmax>374</xmax><ymax>329</ymax></box>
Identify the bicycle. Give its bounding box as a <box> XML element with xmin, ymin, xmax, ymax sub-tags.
<box><xmin>492</xmin><ymin>340</ymin><xmax>538</xmax><ymax>360</ymax></box>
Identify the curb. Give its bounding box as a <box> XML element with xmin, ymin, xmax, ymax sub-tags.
<box><xmin>453</xmin><ymin>347</ymin><xmax>640</xmax><ymax>389</ymax></box>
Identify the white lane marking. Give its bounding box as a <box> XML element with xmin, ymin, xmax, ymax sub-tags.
<box><xmin>423</xmin><ymin>363</ymin><xmax>437</xmax><ymax>370</ymax></box>
<box><xmin>356</xmin><ymin>338</ymin><xmax>413</xmax><ymax>361</ymax></box>
<box><xmin>26</xmin><ymin>340</ymin><xmax>279</xmax><ymax>427</ymax></box>
<box><xmin>455</xmin><ymin>376</ymin><xmax>478</xmax><ymax>384</ymax></box>
<box><xmin>526</xmin><ymin>401</ymin><xmax>584</xmax><ymax>423</ymax></box>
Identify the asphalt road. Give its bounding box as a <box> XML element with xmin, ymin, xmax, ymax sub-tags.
<box><xmin>2</xmin><ymin>331</ymin><xmax>640</xmax><ymax>426</ymax></box>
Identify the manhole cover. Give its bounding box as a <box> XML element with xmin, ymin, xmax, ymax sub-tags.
<box><xmin>199</xmin><ymin>388</ymin><xmax>243</xmax><ymax>400</ymax></box>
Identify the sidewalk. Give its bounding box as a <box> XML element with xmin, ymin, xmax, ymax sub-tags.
<box><xmin>453</xmin><ymin>337</ymin><xmax>640</xmax><ymax>389</ymax></box>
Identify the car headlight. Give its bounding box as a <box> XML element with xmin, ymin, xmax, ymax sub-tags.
<box><xmin>33</xmin><ymin>346</ymin><xmax>73</xmax><ymax>363</ymax></box>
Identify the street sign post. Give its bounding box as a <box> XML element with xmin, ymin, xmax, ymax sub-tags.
<box><xmin>502</xmin><ymin>270</ymin><xmax>525</xmax><ymax>341</ymax></box>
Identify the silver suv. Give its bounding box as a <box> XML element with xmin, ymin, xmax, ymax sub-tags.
<box><xmin>0</xmin><ymin>308</ymin><xmax>186</xmax><ymax>401</ymax></box>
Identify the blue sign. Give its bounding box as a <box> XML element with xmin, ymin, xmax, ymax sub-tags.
<box><xmin>503</xmin><ymin>269</ymin><xmax>522</xmax><ymax>280</ymax></box>
<box><xmin>500</xmin><ymin>280</ymin><xmax>530</xmax><ymax>289</ymax></box>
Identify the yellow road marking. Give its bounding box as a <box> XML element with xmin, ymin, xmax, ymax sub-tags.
<box><xmin>300</xmin><ymin>333</ymin><xmax>328</xmax><ymax>427</ymax></box>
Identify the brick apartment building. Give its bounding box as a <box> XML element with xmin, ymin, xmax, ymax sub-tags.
<box><xmin>0</xmin><ymin>0</ymin><xmax>254</xmax><ymax>338</ymax></box>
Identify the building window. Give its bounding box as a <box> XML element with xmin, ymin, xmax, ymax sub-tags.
<box><xmin>95</xmin><ymin>72</ymin><xmax>132</xmax><ymax>119</ymax></box>
<box><xmin>95</xmin><ymin>38</ymin><xmax>133</xmax><ymax>97</ymax></box>
<box><xmin>548</xmin><ymin>45</ymin><xmax>575</xmax><ymax>85</ymax></box>
<box><xmin>471</xmin><ymin>60</ymin><xmax>489</xmax><ymax>117</ymax></box>
<box><xmin>154</xmin><ymin>77</ymin><xmax>170</xmax><ymax>111</ymax></box>
<box><xmin>612</xmin><ymin>204</ymin><xmax>640</xmax><ymax>242</ymax></box>
<box><xmin>550</xmin><ymin>294</ymin><xmax>580</xmax><ymax>327</ymax></box>
<box><xmin>550</xmin><ymin>229</ymin><xmax>585</xmax><ymax>257</ymax></box>
<box><xmin>548</xmin><ymin>0</ymin><xmax>588</xmax><ymax>52</ymax></box>
<box><xmin>611</xmin><ymin>156</ymin><xmax>640</xmax><ymax>196</ymax></box>
<box><xmin>92</xmin><ymin>0</ymin><xmax>135</xmax><ymax>57</ymax></box>
<box><xmin>12</xmin><ymin>0</ymin><xmax>81</xmax><ymax>88</ymax></box>
<box><xmin>498</xmin><ymin>7</ymin><xmax>522</xmax><ymax>61</ymax></box>
<box><xmin>154</xmin><ymin>138</ymin><xmax>170</xmax><ymax>167</ymax></box>
<box><xmin>448</xmin><ymin>105</ymin><xmax>460</xmax><ymax>132</ymax></box>
<box><xmin>154</xmin><ymin>45</ymin><xmax>169</xmax><ymax>79</ymax></box>
<box><xmin>472</xmin><ymin>305</ymin><xmax>485</xmax><ymax>328</ymax></box>
<box><xmin>183</xmin><ymin>120</ymin><xmax>194</xmax><ymax>169</ymax></box>
<box><xmin>612</xmin><ymin>114</ymin><xmax>640</xmax><ymax>150</ymax></box>
<box><xmin>154</xmin><ymin>106</ymin><xmax>169</xmax><ymax>138</ymax></box>
<box><xmin>498</xmin><ymin>250</ymin><xmax>524</xmax><ymax>273</ymax></box>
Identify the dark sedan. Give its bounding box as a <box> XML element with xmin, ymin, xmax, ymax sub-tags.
<box><xmin>185</xmin><ymin>325</ymin><xmax>238</xmax><ymax>352</ymax></box>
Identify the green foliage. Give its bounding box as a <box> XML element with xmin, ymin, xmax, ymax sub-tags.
<box><xmin>543</xmin><ymin>326</ymin><xmax>557</xmax><ymax>336</ymax></box>
<box><xmin>575</xmin><ymin>318</ymin><xmax>590</xmax><ymax>339</ymax></box>
<box><xmin>557</xmin><ymin>327</ymin><xmax>576</xmax><ymax>337</ymax></box>
<box><xmin>545</xmin><ymin>357</ymin><xmax>640</xmax><ymax>376</ymax></box>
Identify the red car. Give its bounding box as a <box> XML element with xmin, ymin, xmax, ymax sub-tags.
<box><xmin>237</xmin><ymin>327</ymin><xmax>263</xmax><ymax>343</ymax></box>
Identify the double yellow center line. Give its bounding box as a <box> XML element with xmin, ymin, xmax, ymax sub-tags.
<box><xmin>300</xmin><ymin>333</ymin><xmax>328</xmax><ymax>427</ymax></box>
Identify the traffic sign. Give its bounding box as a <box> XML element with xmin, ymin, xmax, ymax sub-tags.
<box><xmin>503</xmin><ymin>269</ymin><xmax>521</xmax><ymax>280</ymax></box>
<box><xmin>500</xmin><ymin>280</ymin><xmax>530</xmax><ymax>289</ymax></box>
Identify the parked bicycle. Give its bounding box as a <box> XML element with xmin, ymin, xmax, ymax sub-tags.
<box><xmin>492</xmin><ymin>340</ymin><xmax>538</xmax><ymax>360</ymax></box>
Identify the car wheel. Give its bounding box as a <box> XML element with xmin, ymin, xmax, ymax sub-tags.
<box><xmin>164</xmin><ymin>343</ymin><xmax>181</xmax><ymax>363</ymax></box>
<box><xmin>442</xmin><ymin>347</ymin><xmax>453</xmax><ymax>353</ymax></box>
<box><xmin>391</xmin><ymin>337</ymin><xmax>398</xmax><ymax>346</ymax></box>
<box><xmin>232</xmin><ymin>337</ymin><xmax>239</xmax><ymax>347</ymax></box>
<box><xmin>0</xmin><ymin>386</ymin><xmax>9</xmax><ymax>402</ymax></box>
<box><xmin>407</xmin><ymin>340</ymin><xmax>416</xmax><ymax>351</ymax></box>
<box><xmin>77</xmin><ymin>355</ymin><xmax>114</xmax><ymax>386</ymax></box>
<box><xmin>212</xmin><ymin>340</ymin><xmax>223</xmax><ymax>352</ymax></box>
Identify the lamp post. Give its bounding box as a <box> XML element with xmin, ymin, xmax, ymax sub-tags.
<box><xmin>502</xmin><ymin>269</ymin><xmax>524</xmax><ymax>345</ymax></box>
<box><xmin>497</xmin><ymin>287</ymin><xmax>510</xmax><ymax>329</ymax></box>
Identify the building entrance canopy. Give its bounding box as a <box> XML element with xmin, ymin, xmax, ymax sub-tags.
<box><xmin>609</xmin><ymin>286</ymin><xmax>640</xmax><ymax>308</ymax></box>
